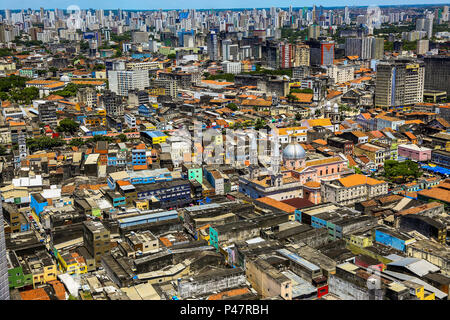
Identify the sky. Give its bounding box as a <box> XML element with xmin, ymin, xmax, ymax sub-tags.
<box><xmin>1</xmin><ymin>0</ymin><xmax>448</xmax><ymax>10</ymax></box>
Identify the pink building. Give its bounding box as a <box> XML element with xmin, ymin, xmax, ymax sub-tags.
<box><xmin>398</xmin><ymin>144</ymin><xmax>432</xmax><ymax>162</ymax></box>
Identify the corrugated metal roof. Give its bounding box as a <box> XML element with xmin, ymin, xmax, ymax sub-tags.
<box><xmin>388</xmin><ymin>258</ymin><xmax>440</xmax><ymax>277</ymax></box>
<box><xmin>382</xmin><ymin>270</ymin><xmax>447</xmax><ymax>299</ymax></box>
<box><xmin>277</xmin><ymin>248</ymin><xmax>320</xmax><ymax>272</ymax></box>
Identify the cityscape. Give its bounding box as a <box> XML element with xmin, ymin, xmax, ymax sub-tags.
<box><xmin>0</xmin><ymin>2</ymin><xmax>449</xmax><ymax>303</ymax></box>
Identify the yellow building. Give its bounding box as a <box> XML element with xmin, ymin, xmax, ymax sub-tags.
<box><xmin>57</xmin><ymin>251</ymin><xmax>88</xmax><ymax>275</ymax></box>
<box><xmin>135</xmin><ymin>200</ymin><xmax>149</xmax><ymax>210</ymax></box>
<box><xmin>348</xmin><ymin>234</ymin><xmax>373</xmax><ymax>248</ymax></box>
<box><xmin>404</xmin><ymin>281</ymin><xmax>435</xmax><ymax>300</ymax></box>
<box><xmin>149</xmin><ymin>88</ymin><xmax>166</xmax><ymax>96</ymax></box>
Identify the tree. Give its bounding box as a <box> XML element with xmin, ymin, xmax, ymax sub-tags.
<box><xmin>26</xmin><ymin>136</ymin><xmax>65</xmax><ymax>152</ymax></box>
<box><xmin>56</xmin><ymin>118</ymin><xmax>80</xmax><ymax>134</ymax></box>
<box><xmin>227</xmin><ymin>103</ymin><xmax>238</xmax><ymax>111</ymax></box>
<box><xmin>69</xmin><ymin>138</ymin><xmax>86</xmax><ymax>147</ymax></box>
<box><xmin>255</xmin><ymin>118</ymin><xmax>266</xmax><ymax>130</ymax></box>
<box><xmin>384</xmin><ymin>160</ymin><xmax>422</xmax><ymax>181</ymax></box>
<box><xmin>118</xmin><ymin>134</ymin><xmax>128</xmax><ymax>142</ymax></box>
<box><xmin>0</xmin><ymin>144</ymin><xmax>7</xmax><ymax>156</ymax></box>
<box><xmin>167</xmin><ymin>53</ymin><xmax>176</xmax><ymax>59</ymax></box>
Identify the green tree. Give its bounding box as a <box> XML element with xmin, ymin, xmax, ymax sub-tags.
<box><xmin>69</xmin><ymin>138</ymin><xmax>86</xmax><ymax>147</ymax></box>
<box><xmin>56</xmin><ymin>118</ymin><xmax>80</xmax><ymax>134</ymax></box>
<box><xmin>255</xmin><ymin>118</ymin><xmax>266</xmax><ymax>130</ymax></box>
<box><xmin>227</xmin><ymin>103</ymin><xmax>238</xmax><ymax>111</ymax></box>
<box><xmin>384</xmin><ymin>160</ymin><xmax>422</xmax><ymax>181</ymax></box>
<box><xmin>167</xmin><ymin>53</ymin><xmax>176</xmax><ymax>59</ymax></box>
<box><xmin>26</xmin><ymin>137</ymin><xmax>66</xmax><ymax>152</ymax></box>
<box><xmin>0</xmin><ymin>144</ymin><xmax>7</xmax><ymax>156</ymax></box>
<box><xmin>118</xmin><ymin>134</ymin><xmax>128</xmax><ymax>142</ymax></box>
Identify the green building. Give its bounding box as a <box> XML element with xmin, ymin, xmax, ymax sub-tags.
<box><xmin>7</xmin><ymin>251</ymin><xmax>32</xmax><ymax>289</ymax></box>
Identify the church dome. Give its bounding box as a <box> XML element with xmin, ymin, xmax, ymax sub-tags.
<box><xmin>282</xmin><ymin>143</ymin><xmax>306</xmax><ymax>160</ymax></box>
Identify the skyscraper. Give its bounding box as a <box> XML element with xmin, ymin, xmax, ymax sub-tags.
<box><xmin>207</xmin><ymin>31</ymin><xmax>219</xmax><ymax>61</ymax></box>
<box><xmin>320</xmin><ymin>41</ymin><xmax>335</xmax><ymax>65</ymax></box>
<box><xmin>0</xmin><ymin>197</ymin><xmax>9</xmax><ymax>300</ymax></box>
<box><xmin>424</xmin><ymin>56</ymin><xmax>450</xmax><ymax>98</ymax></box>
<box><xmin>375</xmin><ymin>60</ymin><xmax>425</xmax><ymax>107</ymax></box>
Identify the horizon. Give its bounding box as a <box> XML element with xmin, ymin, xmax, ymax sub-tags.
<box><xmin>2</xmin><ymin>1</ymin><xmax>449</xmax><ymax>10</ymax></box>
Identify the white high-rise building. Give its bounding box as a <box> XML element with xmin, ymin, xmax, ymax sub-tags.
<box><xmin>0</xmin><ymin>197</ymin><xmax>9</xmax><ymax>300</ymax></box>
<box><xmin>108</xmin><ymin>70</ymin><xmax>149</xmax><ymax>96</ymax></box>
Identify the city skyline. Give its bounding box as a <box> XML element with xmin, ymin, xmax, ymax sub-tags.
<box><xmin>2</xmin><ymin>1</ymin><xmax>449</xmax><ymax>10</ymax></box>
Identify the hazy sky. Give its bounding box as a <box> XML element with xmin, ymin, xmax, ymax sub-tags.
<box><xmin>2</xmin><ymin>0</ymin><xmax>448</xmax><ymax>10</ymax></box>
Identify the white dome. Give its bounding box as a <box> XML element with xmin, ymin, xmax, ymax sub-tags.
<box><xmin>60</xmin><ymin>75</ymin><xmax>70</xmax><ymax>82</ymax></box>
<box><xmin>283</xmin><ymin>143</ymin><xmax>306</xmax><ymax>160</ymax></box>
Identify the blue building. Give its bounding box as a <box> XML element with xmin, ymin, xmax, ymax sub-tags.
<box><xmin>374</xmin><ymin>228</ymin><xmax>414</xmax><ymax>252</ymax></box>
<box><xmin>118</xmin><ymin>210</ymin><xmax>179</xmax><ymax>228</ymax></box>
<box><xmin>134</xmin><ymin>179</ymin><xmax>191</xmax><ymax>209</ymax></box>
<box><xmin>132</xmin><ymin>148</ymin><xmax>147</xmax><ymax>166</ymax></box>
<box><xmin>138</xmin><ymin>104</ymin><xmax>155</xmax><ymax>118</ymax></box>
<box><xmin>30</xmin><ymin>193</ymin><xmax>48</xmax><ymax>217</ymax></box>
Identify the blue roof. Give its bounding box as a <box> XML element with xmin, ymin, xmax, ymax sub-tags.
<box><xmin>118</xmin><ymin>210</ymin><xmax>178</xmax><ymax>224</ymax></box>
<box><xmin>277</xmin><ymin>249</ymin><xmax>320</xmax><ymax>272</ymax></box>
<box><xmin>143</xmin><ymin>131</ymin><xmax>166</xmax><ymax>138</ymax></box>
<box><xmin>421</xmin><ymin>164</ymin><xmax>450</xmax><ymax>175</ymax></box>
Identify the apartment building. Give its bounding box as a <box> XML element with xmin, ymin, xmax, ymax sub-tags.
<box><xmin>375</xmin><ymin>60</ymin><xmax>425</xmax><ymax>107</ymax></box>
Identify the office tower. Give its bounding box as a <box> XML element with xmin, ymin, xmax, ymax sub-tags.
<box><xmin>101</xmin><ymin>90</ymin><xmax>124</xmax><ymax>116</ymax></box>
<box><xmin>108</xmin><ymin>70</ymin><xmax>150</xmax><ymax>97</ymax></box>
<box><xmin>83</xmin><ymin>221</ymin><xmax>110</xmax><ymax>269</ymax></box>
<box><xmin>417</xmin><ymin>39</ymin><xmax>429</xmax><ymax>55</ymax></box>
<box><xmin>294</xmin><ymin>43</ymin><xmax>310</xmax><ymax>67</ymax></box>
<box><xmin>375</xmin><ymin>60</ymin><xmax>425</xmax><ymax>107</ymax></box>
<box><xmin>308</xmin><ymin>24</ymin><xmax>320</xmax><ymax>40</ymax></box>
<box><xmin>424</xmin><ymin>56</ymin><xmax>450</xmax><ymax>98</ymax></box>
<box><xmin>320</xmin><ymin>41</ymin><xmax>335</xmax><ymax>65</ymax></box>
<box><xmin>345</xmin><ymin>37</ymin><xmax>384</xmax><ymax>60</ymax></box>
<box><xmin>207</xmin><ymin>31</ymin><xmax>219</xmax><ymax>61</ymax></box>
<box><xmin>0</xmin><ymin>197</ymin><xmax>9</xmax><ymax>300</ymax></box>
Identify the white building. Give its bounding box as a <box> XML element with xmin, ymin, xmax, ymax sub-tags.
<box><xmin>222</xmin><ymin>61</ymin><xmax>242</xmax><ymax>75</ymax></box>
<box><xmin>326</xmin><ymin>65</ymin><xmax>354</xmax><ymax>84</ymax></box>
<box><xmin>108</xmin><ymin>70</ymin><xmax>149</xmax><ymax>96</ymax></box>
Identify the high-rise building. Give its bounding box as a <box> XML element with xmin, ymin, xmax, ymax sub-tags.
<box><xmin>294</xmin><ymin>43</ymin><xmax>310</xmax><ymax>67</ymax></box>
<box><xmin>375</xmin><ymin>60</ymin><xmax>425</xmax><ymax>107</ymax></box>
<box><xmin>108</xmin><ymin>70</ymin><xmax>149</xmax><ymax>96</ymax></box>
<box><xmin>0</xmin><ymin>197</ymin><xmax>9</xmax><ymax>300</ymax></box>
<box><xmin>83</xmin><ymin>220</ymin><xmax>110</xmax><ymax>269</ymax></box>
<box><xmin>77</xmin><ymin>87</ymin><xmax>97</xmax><ymax>109</ymax></box>
<box><xmin>416</xmin><ymin>18</ymin><xmax>433</xmax><ymax>39</ymax></box>
<box><xmin>345</xmin><ymin>37</ymin><xmax>384</xmax><ymax>60</ymax></box>
<box><xmin>101</xmin><ymin>90</ymin><xmax>124</xmax><ymax>117</ymax></box>
<box><xmin>207</xmin><ymin>31</ymin><xmax>219</xmax><ymax>61</ymax></box>
<box><xmin>424</xmin><ymin>56</ymin><xmax>450</xmax><ymax>98</ymax></box>
<box><xmin>417</xmin><ymin>39</ymin><xmax>429</xmax><ymax>55</ymax></box>
<box><xmin>308</xmin><ymin>24</ymin><xmax>320</xmax><ymax>40</ymax></box>
<box><xmin>38</xmin><ymin>101</ymin><xmax>57</xmax><ymax>126</ymax></box>
<box><xmin>320</xmin><ymin>41</ymin><xmax>335</xmax><ymax>66</ymax></box>
<box><xmin>279</xmin><ymin>42</ymin><xmax>293</xmax><ymax>69</ymax></box>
